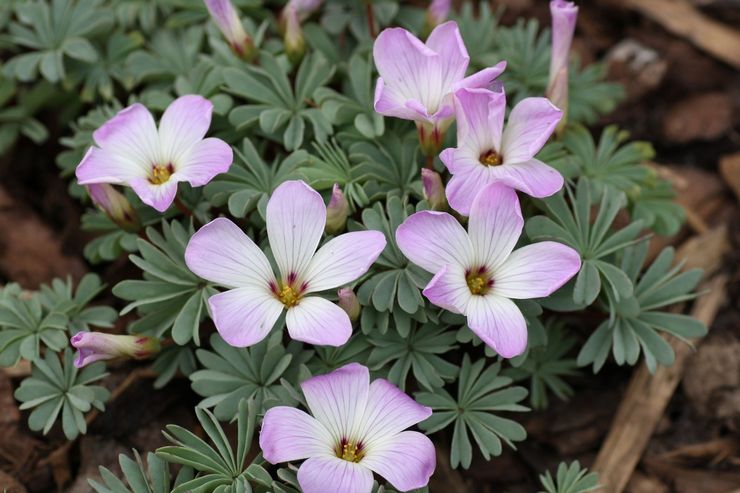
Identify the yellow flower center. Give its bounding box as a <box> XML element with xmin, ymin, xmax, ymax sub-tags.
<box><xmin>149</xmin><ymin>164</ymin><xmax>173</xmax><ymax>184</ymax></box>
<box><xmin>479</xmin><ymin>149</ymin><xmax>503</xmax><ymax>167</ymax></box>
<box><xmin>277</xmin><ymin>284</ymin><xmax>300</xmax><ymax>307</ymax></box>
<box><xmin>466</xmin><ymin>267</ymin><xmax>492</xmax><ymax>295</ymax></box>
<box><xmin>336</xmin><ymin>440</ymin><xmax>365</xmax><ymax>463</ymax></box>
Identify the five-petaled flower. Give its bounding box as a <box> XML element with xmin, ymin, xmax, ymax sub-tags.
<box><xmin>260</xmin><ymin>363</ymin><xmax>435</xmax><ymax>493</ymax></box>
<box><xmin>184</xmin><ymin>180</ymin><xmax>386</xmax><ymax>348</ymax></box>
<box><xmin>76</xmin><ymin>95</ymin><xmax>233</xmax><ymax>213</ymax></box>
<box><xmin>373</xmin><ymin>21</ymin><xmax>506</xmax><ymax>155</ymax></box>
<box><xmin>70</xmin><ymin>332</ymin><xmax>161</xmax><ymax>368</ymax></box>
<box><xmin>440</xmin><ymin>88</ymin><xmax>564</xmax><ymax>216</ymax></box>
<box><xmin>396</xmin><ymin>183</ymin><xmax>581</xmax><ymax>358</ymax></box>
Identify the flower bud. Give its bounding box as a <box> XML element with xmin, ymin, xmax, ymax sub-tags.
<box><xmin>283</xmin><ymin>5</ymin><xmax>306</xmax><ymax>65</ymax></box>
<box><xmin>287</xmin><ymin>0</ymin><xmax>323</xmax><ymax>23</ymax></box>
<box><xmin>325</xmin><ymin>183</ymin><xmax>349</xmax><ymax>234</ymax></box>
<box><xmin>204</xmin><ymin>0</ymin><xmax>255</xmax><ymax>60</ymax></box>
<box><xmin>547</xmin><ymin>0</ymin><xmax>578</xmax><ymax>132</ymax></box>
<box><xmin>70</xmin><ymin>332</ymin><xmax>161</xmax><ymax>368</ymax></box>
<box><xmin>337</xmin><ymin>288</ymin><xmax>360</xmax><ymax>321</ymax></box>
<box><xmin>87</xmin><ymin>184</ymin><xmax>140</xmax><ymax>232</ymax></box>
<box><xmin>421</xmin><ymin>168</ymin><xmax>447</xmax><ymax>210</ymax></box>
<box><xmin>424</xmin><ymin>0</ymin><xmax>451</xmax><ymax>34</ymax></box>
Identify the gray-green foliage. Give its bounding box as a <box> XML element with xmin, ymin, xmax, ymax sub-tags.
<box><xmin>0</xmin><ymin>0</ymin><xmax>708</xmax><ymax>488</ymax></box>
<box><xmin>539</xmin><ymin>461</ymin><xmax>600</xmax><ymax>493</ymax></box>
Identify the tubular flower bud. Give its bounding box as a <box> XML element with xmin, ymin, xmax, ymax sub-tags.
<box><xmin>421</xmin><ymin>168</ymin><xmax>447</xmax><ymax>211</ymax></box>
<box><xmin>70</xmin><ymin>332</ymin><xmax>161</xmax><ymax>368</ymax></box>
<box><xmin>424</xmin><ymin>0</ymin><xmax>451</xmax><ymax>34</ymax></box>
<box><xmin>325</xmin><ymin>183</ymin><xmax>350</xmax><ymax>234</ymax></box>
<box><xmin>283</xmin><ymin>5</ymin><xmax>306</xmax><ymax>65</ymax></box>
<box><xmin>204</xmin><ymin>0</ymin><xmax>255</xmax><ymax>60</ymax></box>
<box><xmin>87</xmin><ymin>184</ymin><xmax>140</xmax><ymax>232</ymax></box>
<box><xmin>337</xmin><ymin>287</ymin><xmax>361</xmax><ymax>321</ymax></box>
<box><xmin>546</xmin><ymin>0</ymin><xmax>578</xmax><ymax>134</ymax></box>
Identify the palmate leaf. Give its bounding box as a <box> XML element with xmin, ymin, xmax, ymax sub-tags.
<box><xmin>203</xmin><ymin>137</ymin><xmax>309</xmax><ymax>218</ymax></box>
<box><xmin>38</xmin><ymin>274</ymin><xmax>117</xmax><ymax>334</ymax></box>
<box><xmin>125</xmin><ymin>25</ymin><xmax>203</xmax><ymax>83</ymax></box>
<box><xmin>151</xmin><ymin>345</ymin><xmax>197</xmax><ymax>389</ymax></box>
<box><xmin>113</xmin><ymin>220</ymin><xmax>216</xmax><ymax>345</ymax></box>
<box><xmin>504</xmin><ymin>322</ymin><xmax>579</xmax><ymax>410</ymax></box>
<box><xmin>455</xmin><ymin>1</ymin><xmax>502</xmax><ymax>69</ymax></box>
<box><xmin>14</xmin><ymin>348</ymin><xmax>109</xmax><ymax>440</ymax></box>
<box><xmin>4</xmin><ymin>0</ymin><xmax>113</xmax><ymax>83</ymax></box>
<box><xmin>539</xmin><ymin>461</ymin><xmax>600</xmax><ymax>493</ymax></box>
<box><xmin>367</xmin><ymin>322</ymin><xmax>459</xmax><ymax>391</ymax></box>
<box><xmin>156</xmin><ymin>398</ymin><xmax>293</xmax><ymax>493</ymax></box>
<box><xmin>0</xmin><ymin>290</ymin><xmax>68</xmax><ymax>367</ymax></box>
<box><xmin>416</xmin><ymin>356</ymin><xmax>529</xmax><ymax>469</ymax></box>
<box><xmin>90</xmin><ymin>450</ymin><xmax>194</xmax><ymax>493</ymax></box>
<box><xmin>190</xmin><ymin>333</ymin><xmax>300</xmax><ymax>420</ymax></box>
<box><xmin>578</xmin><ymin>241</ymin><xmax>706</xmax><ymax>373</ymax></box>
<box><xmin>526</xmin><ymin>179</ymin><xmax>644</xmax><ymax>313</ymax></box>
<box><xmin>0</xmin><ymin>74</ymin><xmax>50</xmax><ymax>155</ymax></box>
<box><xmin>224</xmin><ymin>52</ymin><xmax>334</xmax><ymax>150</ymax></box>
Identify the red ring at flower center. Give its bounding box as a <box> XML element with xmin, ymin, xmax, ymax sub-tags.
<box><xmin>465</xmin><ymin>266</ymin><xmax>494</xmax><ymax>295</ymax></box>
<box><xmin>335</xmin><ymin>437</ymin><xmax>365</xmax><ymax>463</ymax></box>
<box><xmin>479</xmin><ymin>149</ymin><xmax>503</xmax><ymax>167</ymax></box>
<box><xmin>149</xmin><ymin>163</ymin><xmax>174</xmax><ymax>184</ymax></box>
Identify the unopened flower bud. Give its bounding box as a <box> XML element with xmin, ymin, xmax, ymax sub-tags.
<box><xmin>283</xmin><ymin>6</ymin><xmax>306</xmax><ymax>65</ymax></box>
<box><xmin>325</xmin><ymin>184</ymin><xmax>349</xmax><ymax>234</ymax></box>
<box><xmin>87</xmin><ymin>184</ymin><xmax>140</xmax><ymax>232</ymax></box>
<box><xmin>421</xmin><ymin>168</ymin><xmax>447</xmax><ymax>210</ymax></box>
<box><xmin>547</xmin><ymin>0</ymin><xmax>578</xmax><ymax>133</ymax></box>
<box><xmin>424</xmin><ymin>0</ymin><xmax>451</xmax><ymax>34</ymax></box>
<box><xmin>70</xmin><ymin>332</ymin><xmax>161</xmax><ymax>368</ymax></box>
<box><xmin>204</xmin><ymin>0</ymin><xmax>255</xmax><ymax>60</ymax></box>
<box><xmin>337</xmin><ymin>288</ymin><xmax>360</xmax><ymax>321</ymax></box>
<box><xmin>416</xmin><ymin>120</ymin><xmax>449</xmax><ymax>157</ymax></box>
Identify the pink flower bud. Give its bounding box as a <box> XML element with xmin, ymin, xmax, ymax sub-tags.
<box><xmin>288</xmin><ymin>0</ymin><xmax>323</xmax><ymax>21</ymax></box>
<box><xmin>325</xmin><ymin>184</ymin><xmax>349</xmax><ymax>234</ymax></box>
<box><xmin>70</xmin><ymin>332</ymin><xmax>161</xmax><ymax>368</ymax></box>
<box><xmin>421</xmin><ymin>168</ymin><xmax>447</xmax><ymax>210</ymax></box>
<box><xmin>425</xmin><ymin>0</ymin><xmax>451</xmax><ymax>31</ymax></box>
<box><xmin>204</xmin><ymin>0</ymin><xmax>255</xmax><ymax>60</ymax></box>
<box><xmin>547</xmin><ymin>0</ymin><xmax>578</xmax><ymax>127</ymax></box>
<box><xmin>87</xmin><ymin>184</ymin><xmax>140</xmax><ymax>232</ymax></box>
<box><xmin>337</xmin><ymin>287</ymin><xmax>360</xmax><ymax>321</ymax></box>
<box><xmin>283</xmin><ymin>5</ymin><xmax>306</xmax><ymax>65</ymax></box>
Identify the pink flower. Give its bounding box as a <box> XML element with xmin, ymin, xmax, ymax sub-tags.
<box><xmin>204</xmin><ymin>0</ymin><xmax>255</xmax><ymax>59</ymax></box>
<box><xmin>440</xmin><ymin>88</ymin><xmax>564</xmax><ymax>216</ymax></box>
<box><xmin>76</xmin><ymin>95</ymin><xmax>233</xmax><ymax>212</ymax></box>
<box><xmin>547</xmin><ymin>0</ymin><xmax>578</xmax><ymax>119</ymax></box>
<box><xmin>70</xmin><ymin>332</ymin><xmax>160</xmax><ymax>368</ymax></box>
<box><xmin>373</xmin><ymin>21</ymin><xmax>506</xmax><ymax>155</ymax></box>
<box><xmin>396</xmin><ymin>183</ymin><xmax>581</xmax><ymax>358</ymax></box>
<box><xmin>87</xmin><ymin>183</ymin><xmax>140</xmax><ymax>232</ymax></box>
<box><xmin>260</xmin><ymin>363</ymin><xmax>435</xmax><ymax>493</ymax></box>
<box><xmin>184</xmin><ymin>180</ymin><xmax>386</xmax><ymax>348</ymax></box>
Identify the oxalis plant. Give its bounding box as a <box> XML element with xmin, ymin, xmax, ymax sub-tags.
<box><xmin>0</xmin><ymin>0</ymin><xmax>707</xmax><ymax>492</ymax></box>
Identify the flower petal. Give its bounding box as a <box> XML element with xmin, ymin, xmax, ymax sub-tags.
<box><xmin>487</xmin><ymin>158</ymin><xmax>564</xmax><ymax>198</ymax></box>
<box><xmin>260</xmin><ymin>406</ymin><xmax>334</xmax><ymax>463</ymax></box>
<box><xmin>425</xmin><ymin>21</ymin><xmax>469</xmax><ymax>90</ymax></box>
<box><xmin>286</xmin><ymin>296</ymin><xmax>352</xmax><ymax>346</ymax></box>
<box><xmin>301</xmin><ymin>363</ymin><xmax>370</xmax><ymax>444</ymax></box>
<box><xmin>501</xmin><ymin>97</ymin><xmax>562</xmax><ymax>163</ymax></box>
<box><xmin>374</xmin><ymin>78</ymin><xmax>429</xmax><ymax>122</ymax></box>
<box><xmin>158</xmin><ymin>95</ymin><xmax>214</xmax><ymax>164</ymax></box>
<box><xmin>443</xmin><ymin>163</ymin><xmax>491</xmax><ymax>217</ymax></box>
<box><xmin>297</xmin><ymin>456</ymin><xmax>373</xmax><ymax>493</ymax></box>
<box><xmin>422</xmin><ymin>264</ymin><xmax>471</xmax><ymax>314</ymax></box>
<box><xmin>92</xmin><ymin>103</ymin><xmax>159</xmax><ymax>168</ymax></box>
<box><xmin>185</xmin><ymin>217</ymin><xmax>275</xmax><ymax>289</ymax></box>
<box><xmin>466</xmin><ymin>294</ymin><xmax>528</xmax><ymax>358</ymax></box>
<box><xmin>175</xmin><ymin>137</ymin><xmax>233</xmax><ymax>187</ymax></box>
<box><xmin>395</xmin><ymin>211</ymin><xmax>472</xmax><ymax>274</ymax></box>
<box><xmin>358</xmin><ymin>379</ymin><xmax>432</xmax><ymax>447</ymax></box>
<box><xmin>453</xmin><ymin>61</ymin><xmax>507</xmax><ymax>91</ymax></box>
<box><xmin>453</xmin><ymin>87</ymin><xmax>505</xmax><ymax>155</ymax></box>
<box><xmin>208</xmin><ymin>287</ymin><xmax>283</xmax><ymax>347</ymax></box>
<box><xmin>468</xmin><ymin>183</ymin><xmax>523</xmax><ymax>271</ymax></box>
<box><xmin>493</xmin><ymin>241</ymin><xmax>581</xmax><ymax>299</ymax></box>
<box><xmin>362</xmin><ymin>431</ymin><xmax>436</xmax><ymax>492</ymax></box>
<box><xmin>129</xmin><ymin>178</ymin><xmax>178</xmax><ymax>212</ymax></box>
<box><xmin>76</xmin><ymin>147</ymin><xmax>146</xmax><ymax>185</ymax></box>
<box><xmin>266</xmin><ymin>180</ymin><xmax>326</xmax><ymax>280</ymax></box>
<box><xmin>302</xmin><ymin>231</ymin><xmax>386</xmax><ymax>293</ymax></box>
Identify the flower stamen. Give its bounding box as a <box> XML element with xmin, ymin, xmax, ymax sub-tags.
<box><xmin>150</xmin><ymin>163</ymin><xmax>174</xmax><ymax>184</ymax></box>
<box><xmin>479</xmin><ymin>149</ymin><xmax>503</xmax><ymax>167</ymax></box>
<box><xmin>466</xmin><ymin>266</ymin><xmax>493</xmax><ymax>295</ymax></box>
<box><xmin>335</xmin><ymin>438</ymin><xmax>365</xmax><ymax>463</ymax></box>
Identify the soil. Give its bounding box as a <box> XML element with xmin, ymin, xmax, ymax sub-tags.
<box><xmin>0</xmin><ymin>1</ymin><xmax>738</xmax><ymax>492</ymax></box>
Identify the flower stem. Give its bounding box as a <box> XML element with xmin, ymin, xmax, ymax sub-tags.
<box><xmin>426</xmin><ymin>154</ymin><xmax>434</xmax><ymax>170</ymax></box>
<box><xmin>174</xmin><ymin>197</ymin><xmax>193</xmax><ymax>217</ymax></box>
<box><xmin>366</xmin><ymin>2</ymin><xmax>377</xmax><ymax>38</ymax></box>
